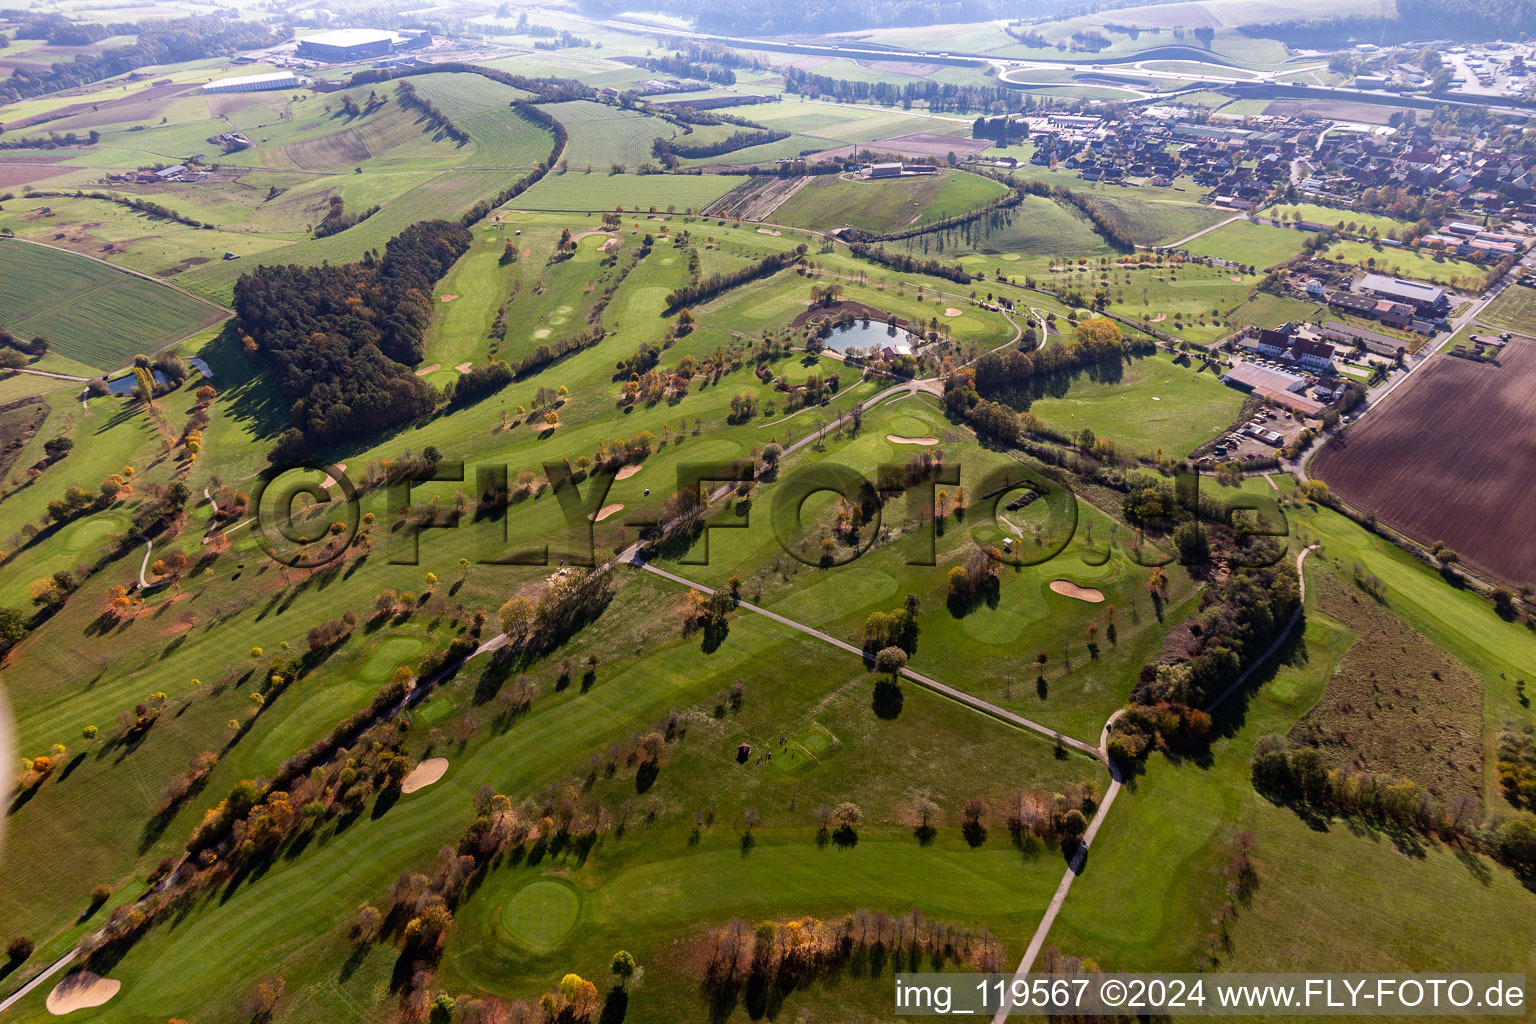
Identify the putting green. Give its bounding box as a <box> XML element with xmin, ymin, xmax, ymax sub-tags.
<box><xmin>502</xmin><ymin>879</ymin><xmax>580</xmax><ymax>951</ymax></box>
<box><xmin>359</xmin><ymin>637</ymin><xmax>426</xmax><ymax>683</ymax></box>
<box><xmin>61</xmin><ymin>514</ymin><xmax>124</xmax><ymax>554</ymax></box>
<box><xmin>888</xmin><ymin>413</ymin><xmax>931</xmax><ymax>437</ymax></box>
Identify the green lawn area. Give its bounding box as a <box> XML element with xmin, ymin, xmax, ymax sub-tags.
<box><xmin>2</xmin><ymin>572</ymin><xmax>1095</xmax><ymax>1023</ymax></box>
<box><xmin>0</xmin><ymin>240</ymin><xmax>227</xmax><ymax>371</ymax></box>
<box><xmin>772</xmin><ymin>170</ymin><xmax>1007</xmax><ymax>234</ymax></box>
<box><xmin>1226</xmin><ymin>292</ymin><xmax>1330</xmax><ymax>331</ymax></box>
<box><xmin>1322</xmin><ymin>240</ymin><xmax>1483</xmax><ymax>287</ymax></box>
<box><xmin>1181</xmin><ymin>218</ymin><xmax>1307</xmax><ymax>269</ymax></box>
<box><xmin>1027</xmin><ymin>350</ymin><xmax>1242</xmax><ymax>457</ymax></box>
<box><xmin>1262</xmin><ymin>203</ymin><xmax>1410</xmax><ymax>238</ymax></box>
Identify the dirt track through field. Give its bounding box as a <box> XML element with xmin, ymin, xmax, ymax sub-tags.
<box><xmin>1314</xmin><ymin>339</ymin><xmax>1536</xmax><ymax>586</ymax></box>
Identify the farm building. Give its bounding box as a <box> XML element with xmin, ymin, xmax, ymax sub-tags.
<box><xmin>202</xmin><ymin>71</ymin><xmax>303</xmax><ymax>94</ymax></box>
<box><xmin>1223</xmin><ymin>362</ymin><xmax>1308</xmax><ymax>395</ymax></box>
<box><xmin>297</xmin><ymin>29</ymin><xmax>401</xmax><ymax>62</ymax></box>
<box><xmin>867</xmin><ymin>163</ymin><xmax>903</xmax><ymax>179</ymax></box>
<box><xmin>1358</xmin><ymin>274</ymin><xmax>1449</xmax><ymax>313</ymax></box>
<box><xmin>1256</xmin><ymin>326</ymin><xmax>1337</xmax><ymax>373</ymax></box>
<box><xmin>1321</xmin><ymin>321</ymin><xmax>1408</xmax><ymax>358</ymax></box>
<box><xmin>1223</xmin><ymin>362</ymin><xmax>1327</xmax><ymax>418</ymax></box>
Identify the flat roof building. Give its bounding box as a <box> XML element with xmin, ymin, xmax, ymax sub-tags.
<box><xmin>1358</xmin><ymin>273</ymin><xmax>1448</xmax><ymax>310</ymax></box>
<box><xmin>297</xmin><ymin>29</ymin><xmax>401</xmax><ymax>62</ymax></box>
<box><xmin>1222</xmin><ymin>362</ymin><xmax>1307</xmax><ymax>394</ymax></box>
<box><xmin>202</xmin><ymin>71</ymin><xmax>302</xmax><ymax>94</ymax></box>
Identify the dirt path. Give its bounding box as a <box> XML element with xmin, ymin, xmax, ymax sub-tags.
<box><xmin>1162</xmin><ymin>212</ymin><xmax>1244</xmax><ymax>249</ymax></box>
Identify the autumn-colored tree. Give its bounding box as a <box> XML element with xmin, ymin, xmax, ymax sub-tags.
<box><xmin>498</xmin><ymin>596</ymin><xmax>535</xmax><ymax>643</ymax></box>
<box><xmin>245</xmin><ymin>974</ymin><xmax>285</xmax><ymax>1019</ymax></box>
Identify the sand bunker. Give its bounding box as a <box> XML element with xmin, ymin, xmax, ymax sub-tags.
<box><xmin>589</xmin><ymin>503</ymin><xmax>624</xmax><ymax>522</ymax></box>
<box><xmin>615</xmin><ymin>464</ymin><xmax>644</xmax><ymax>480</ymax></box>
<box><xmin>414</xmin><ymin>364</ymin><xmax>441</xmax><ymax>376</ymax></box>
<box><xmin>944</xmin><ymin>307</ymin><xmax>962</xmax><ymax>317</ymax></box>
<box><xmin>401</xmin><ymin>757</ymin><xmax>449</xmax><ymax>794</ymax></box>
<box><xmin>887</xmin><ymin>434</ymin><xmax>939</xmax><ymax>446</ymax></box>
<box><xmin>321</xmin><ymin>463</ymin><xmax>348</xmax><ymax>490</ymax></box>
<box><xmin>47</xmin><ymin>972</ymin><xmax>121</xmax><ymax>1015</ymax></box>
<box><xmin>1049</xmin><ymin>580</ymin><xmax>1105</xmax><ymax>603</ymax></box>
<box><xmin>1150</xmin><ymin>313</ymin><xmax>1167</xmax><ymax>323</ymax></box>
<box><xmin>440</xmin><ymin>294</ymin><xmax>459</xmax><ymax>302</ymax></box>
<box><xmin>757</xmin><ymin>228</ymin><xmax>782</xmax><ymax>236</ymax></box>
<box><xmin>455</xmin><ymin>362</ymin><xmax>474</xmax><ymax>373</ymax></box>
<box><xmin>1230</xmin><ymin>275</ymin><xmax>1243</xmax><ymax>282</ymax></box>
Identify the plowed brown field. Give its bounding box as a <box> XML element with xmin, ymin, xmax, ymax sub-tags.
<box><xmin>1314</xmin><ymin>339</ymin><xmax>1536</xmax><ymax>588</ymax></box>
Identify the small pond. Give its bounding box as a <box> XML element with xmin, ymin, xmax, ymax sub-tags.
<box><xmin>821</xmin><ymin>319</ymin><xmax>918</xmax><ymax>356</ymax></box>
<box><xmin>105</xmin><ymin>368</ymin><xmax>174</xmax><ymax>395</ymax></box>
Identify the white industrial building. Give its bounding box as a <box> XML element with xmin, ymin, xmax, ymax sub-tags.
<box><xmin>203</xmin><ymin>71</ymin><xmax>305</xmax><ymax>94</ymax></box>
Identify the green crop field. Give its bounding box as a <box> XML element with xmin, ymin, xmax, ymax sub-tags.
<box><xmin>0</xmin><ymin>240</ymin><xmax>227</xmax><ymax>371</ymax></box>
<box><xmin>771</xmin><ymin>170</ymin><xmax>1007</xmax><ymax>233</ymax></box>
<box><xmin>541</xmin><ymin>100</ymin><xmax>676</xmax><ymax>169</ymax></box>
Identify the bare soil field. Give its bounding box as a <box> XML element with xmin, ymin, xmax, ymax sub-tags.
<box><xmin>1314</xmin><ymin>339</ymin><xmax>1536</xmax><ymax>588</ymax></box>
<box><xmin>1264</xmin><ymin>98</ymin><xmax>1416</xmax><ymax>125</ymax></box>
<box><xmin>703</xmin><ymin>175</ymin><xmax>812</xmax><ymax>220</ymax></box>
<box><xmin>0</xmin><ymin>161</ymin><xmax>76</xmax><ymax>188</ymax></box>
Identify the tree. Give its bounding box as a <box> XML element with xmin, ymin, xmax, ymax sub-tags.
<box><xmin>610</xmin><ymin>949</ymin><xmax>637</xmax><ymax>988</ymax></box>
<box><xmin>498</xmin><ymin>595</ymin><xmax>535</xmax><ymax>643</ymax></box>
<box><xmin>352</xmin><ymin>903</ymin><xmax>382</xmax><ymax>942</ymax></box>
<box><xmin>874</xmin><ymin>646</ymin><xmax>907</xmax><ymax>680</ymax></box>
<box><xmin>834</xmin><ymin>802</ymin><xmax>863</xmax><ymax>830</ymax></box>
<box><xmin>0</xmin><ymin>607</ymin><xmax>27</xmax><ymax>655</ymax></box>
<box><xmin>5</xmin><ymin>937</ymin><xmax>33</xmax><ymax>964</ymax></box>
<box><xmin>245</xmin><ymin>974</ymin><xmax>285</xmax><ymax>1019</ymax></box>
<box><xmin>913</xmin><ymin>797</ymin><xmax>938</xmax><ymax>831</ymax></box>
<box><xmin>428</xmin><ymin>993</ymin><xmax>456</xmax><ymax>1024</ymax></box>
<box><xmin>1060</xmin><ymin>808</ymin><xmax>1088</xmax><ymax>841</ymax></box>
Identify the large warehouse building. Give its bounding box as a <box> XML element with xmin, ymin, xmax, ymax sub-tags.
<box><xmin>202</xmin><ymin>71</ymin><xmax>304</xmax><ymax>94</ymax></box>
<box><xmin>297</xmin><ymin>29</ymin><xmax>401</xmax><ymax>62</ymax></box>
